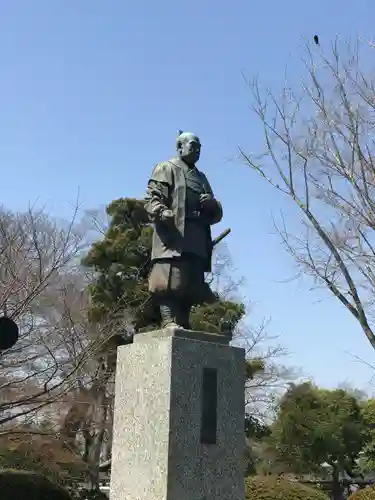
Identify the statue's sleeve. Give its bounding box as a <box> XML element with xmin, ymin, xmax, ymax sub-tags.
<box><xmin>203</xmin><ymin>174</ymin><xmax>223</xmax><ymax>225</ymax></box>
<box><xmin>144</xmin><ymin>162</ymin><xmax>174</xmax><ymax>221</ymax></box>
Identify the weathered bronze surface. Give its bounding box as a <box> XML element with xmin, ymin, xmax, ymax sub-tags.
<box><xmin>144</xmin><ymin>132</ymin><xmax>224</xmax><ymax>330</ymax></box>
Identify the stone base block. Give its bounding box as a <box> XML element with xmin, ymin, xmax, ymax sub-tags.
<box><xmin>110</xmin><ymin>328</ymin><xmax>245</xmax><ymax>500</ymax></box>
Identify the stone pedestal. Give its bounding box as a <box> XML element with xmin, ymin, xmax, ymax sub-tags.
<box><xmin>110</xmin><ymin>327</ymin><xmax>245</xmax><ymax>500</ymax></box>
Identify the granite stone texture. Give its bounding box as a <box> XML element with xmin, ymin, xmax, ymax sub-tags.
<box><xmin>134</xmin><ymin>326</ymin><xmax>230</xmax><ymax>345</ymax></box>
<box><xmin>110</xmin><ymin>329</ymin><xmax>245</xmax><ymax>500</ymax></box>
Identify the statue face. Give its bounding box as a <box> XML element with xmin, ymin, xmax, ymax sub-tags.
<box><xmin>177</xmin><ymin>133</ymin><xmax>201</xmax><ymax>165</ymax></box>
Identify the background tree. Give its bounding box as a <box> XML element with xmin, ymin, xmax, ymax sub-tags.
<box><xmin>0</xmin><ymin>204</ymin><xmax>92</xmax><ymax>428</ymax></box>
<box><xmin>358</xmin><ymin>398</ymin><xmax>375</xmax><ymax>474</ymax></box>
<box><xmin>267</xmin><ymin>382</ymin><xmax>367</xmax><ymax>499</ymax></box>
<box><xmin>242</xmin><ymin>320</ymin><xmax>295</xmax><ymax>475</ymax></box>
<box><xmin>241</xmin><ymin>38</ymin><xmax>375</xmax><ymax>349</ymax></box>
<box><xmin>0</xmin><ymin>203</ymin><xmax>125</xmax><ymax>494</ymax></box>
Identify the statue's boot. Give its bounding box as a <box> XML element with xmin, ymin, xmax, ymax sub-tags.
<box><xmin>160</xmin><ymin>301</ymin><xmax>191</xmax><ymax>330</ymax></box>
<box><xmin>160</xmin><ymin>302</ymin><xmax>179</xmax><ymax>329</ymax></box>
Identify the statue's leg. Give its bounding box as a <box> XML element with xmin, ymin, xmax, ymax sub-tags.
<box><xmin>159</xmin><ymin>299</ymin><xmax>192</xmax><ymax>330</ymax></box>
<box><xmin>159</xmin><ymin>299</ymin><xmax>179</xmax><ymax>328</ymax></box>
<box><xmin>149</xmin><ymin>258</ymin><xmax>194</xmax><ymax>330</ymax></box>
<box><xmin>175</xmin><ymin>302</ymin><xmax>191</xmax><ymax>330</ymax></box>
<box><xmin>149</xmin><ymin>260</ymin><xmax>177</xmax><ymax>328</ymax></box>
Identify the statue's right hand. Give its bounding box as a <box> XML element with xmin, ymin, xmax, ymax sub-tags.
<box><xmin>160</xmin><ymin>209</ymin><xmax>174</xmax><ymax>223</ymax></box>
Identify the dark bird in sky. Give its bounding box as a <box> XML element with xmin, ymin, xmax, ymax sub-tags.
<box><xmin>314</xmin><ymin>35</ymin><xmax>319</xmax><ymax>45</ymax></box>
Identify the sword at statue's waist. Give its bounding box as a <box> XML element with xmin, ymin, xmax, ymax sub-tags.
<box><xmin>212</xmin><ymin>228</ymin><xmax>231</xmax><ymax>247</ymax></box>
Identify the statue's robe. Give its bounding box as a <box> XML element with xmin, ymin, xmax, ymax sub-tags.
<box><xmin>144</xmin><ymin>157</ymin><xmax>222</xmax><ymax>305</ymax></box>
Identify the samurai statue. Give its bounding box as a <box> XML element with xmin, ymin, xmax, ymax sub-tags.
<box><xmin>144</xmin><ymin>132</ymin><xmax>223</xmax><ymax>329</ymax></box>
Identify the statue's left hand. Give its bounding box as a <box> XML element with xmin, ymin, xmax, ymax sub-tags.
<box><xmin>200</xmin><ymin>194</ymin><xmax>218</xmax><ymax>211</ymax></box>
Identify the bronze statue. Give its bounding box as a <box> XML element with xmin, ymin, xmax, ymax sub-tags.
<box><xmin>144</xmin><ymin>132</ymin><xmax>224</xmax><ymax>330</ymax></box>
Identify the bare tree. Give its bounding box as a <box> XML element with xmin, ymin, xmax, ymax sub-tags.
<box><xmin>0</xmin><ymin>204</ymin><xmax>142</xmax><ymax>493</ymax></box>
<box><xmin>241</xmin><ymin>38</ymin><xmax>375</xmax><ymax>349</ymax></box>
<box><xmin>241</xmin><ymin>321</ymin><xmax>294</xmax><ymax>422</ymax></box>
<box><xmin>0</xmin><ymin>204</ymin><xmax>97</xmax><ymax>427</ymax></box>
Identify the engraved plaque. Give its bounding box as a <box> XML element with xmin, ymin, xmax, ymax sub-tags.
<box><xmin>200</xmin><ymin>367</ymin><xmax>218</xmax><ymax>445</ymax></box>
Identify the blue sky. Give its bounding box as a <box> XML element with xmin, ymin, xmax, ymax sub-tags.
<box><xmin>1</xmin><ymin>0</ymin><xmax>375</xmax><ymax>391</ymax></box>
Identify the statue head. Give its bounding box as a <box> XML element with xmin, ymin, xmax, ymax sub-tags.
<box><xmin>176</xmin><ymin>131</ymin><xmax>201</xmax><ymax>165</ymax></box>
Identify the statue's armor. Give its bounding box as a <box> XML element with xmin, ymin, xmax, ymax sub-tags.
<box><xmin>144</xmin><ymin>155</ymin><xmax>223</xmax><ymax>329</ymax></box>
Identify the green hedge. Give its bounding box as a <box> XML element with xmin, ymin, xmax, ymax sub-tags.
<box><xmin>245</xmin><ymin>476</ymin><xmax>329</xmax><ymax>500</ymax></box>
<box><xmin>0</xmin><ymin>433</ymin><xmax>86</xmax><ymax>488</ymax></box>
<box><xmin>0</xmin><ymin>469</ymin><xmax>72</xmax><ymax>500</ymax></box>
<box><xmin>349</xmin><ymin>486</ymin><xmax>375</xmax><ymax>500</ymax></box>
